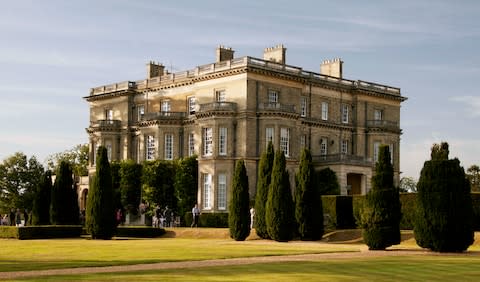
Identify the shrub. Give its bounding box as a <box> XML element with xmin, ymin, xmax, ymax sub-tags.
<box><xmin>295</xmin><ymin>148</ymin><xmax>323</xmax><ymax>240</ymax></box>
<box><xmin>254</xmin><ymin>142</ymin><xmax>274</xmax><ymax>239</ymax></box>
<box><xmin>86</xmin><ymin>146</ymin><xmax>116</xmax><ymax>239</ymax></box>
<box><xmin>115</xmin><ymin>226</ymin><xmax>165</xmax><ymax>238</ymax></box>
<box><xmin>228</xmin><ymin>160</ymin><xmax>251</xmax><ymax>241</ymax></box>
<box><xmin>317</xmin><ymin>168</ymin><xmax>340</xmax><ymax>195</ymax></box>
<box><xmin>415</xmin><ymin>142</ymin><xmax>474</xmax><ymax>252</ymax></box>
<box><xmin>362</xmin><ymin>145</ymin><xmax>401</xmax><ymax>250</ymax></box>
<box><xmin>0</xmin><ymin>226</ymin><xmax>83</xmax><ymax>239</ymax></box>
<box><xmin>175</xmin><ymin>156</ymin><xmax>198</xmax><ymax>219</ymax></box>
<box><xmin>184</xmin><ymin>212</ymin><xmax>228</xmax><ymax>228</ymax></box>
<box><xmin>120</xmin><ymin>160</ymin><xmax>143</xmax><ymax>215</ymax></box>
<box><xmin>266</xmin><ymin>150</ymin><xmax>294</xmax><ymax>242</ymax></box>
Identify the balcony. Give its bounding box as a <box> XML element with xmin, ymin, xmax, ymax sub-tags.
<box><xmin>90</xmin><ymin>81</ymin><xmax>136</xmax><ymax>95</ymax></box>
<box><xmin>142</xmin><ymin>112</ymin><xmax>186</xmax><ymax>121</ymax></box>
<box><xmin>198</xmin><ymin>102</ymin><xmax>237</xmax><ymax>113</ymax></box>
<box><xmin>312</xmin><ymin>154</ymin><xmax>372</xmax><ymax>167</ymax></box>
<box><xmin>366</xmin><ymin>120</ymin><xmax>399</xmax><ymax>131</ymax></box>
<box><xmin>257</xmin><ymin>103</ymin><xmax>296</xmax><ymax>114</ymax></box>
<box><xmin>89</xmin><ymin>119</ymin><xmax>122</xmax><ymax>131</ymax></box>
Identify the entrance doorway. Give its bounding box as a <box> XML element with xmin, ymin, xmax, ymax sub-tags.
<box><xmin>347</xmin><ymin>173</ymin><xmax>363</xmax><ymax>195</ymax></box>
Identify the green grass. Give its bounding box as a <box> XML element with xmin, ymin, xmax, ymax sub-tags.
<box><xmin>0</xmin><ymin>237</ymin><xmax>358</xmax><ymax>272</ymax></box>
<box><xmin>10</xmin><ymin>256</ymin><xmax>480</xmax><ymax>282</ymax></box>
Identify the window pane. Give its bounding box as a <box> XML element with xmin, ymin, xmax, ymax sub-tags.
<box><xmin>165</xmin><ymin>134</ymin><xmax>173</xmax><ymax>160</ymax></box>
<box><xmin>342</xmin><ymin>105</ymin><xmax>349</xmax><ymax>123</ymax></box>
<box><xmin>203</xmin><ymin>174</ymin><xmax>211</xmax><ymax>209</ymax></box>
<box><xmin>146</xmin><ymin>135</ymin><xmax>156</xmax><ymax>160</ymax></box>
<box><xmin>300</xmin><ymin>97</ymin><xmax>307</xmax><ymax>117</ymax></box>
<box><xmin>280</xmin><ymin>128</ymin><xmax>290</xmax><ymax>157</ymax></box>
<box><xmin>203</xmin><ymin>128</ymin><xmax>213</xmax><ymax>156</ymax></box>
<box><xmin>216</xmin><ymin>90</ymin><xmax>226</xmax><ymax>102</ymax></box>
<box><xmin>320</xmin><ymin>138</ymin><xmax>328</xmax><ymax>155</ymax></box>
<box><xmin>188</xmin><ymin>97</ymin><xmax>196</xmax><ymax>114</ymax></box>
<box><xmin>188</xmin><ymin>133</ymin><xmax>195</xmax><ymax>156</ymax></box>
<box><xmin>266</xmin><ymin>127</ymin><xmax>274</xmax><ymax>148</ymax></box>
<box><xmin>268</xmin><ymin>90</ymin><xmax>278</xmax><ymax>103</ymax></box>
<box><xmin>219</xmin><ymin>127</ymin><xmax>227</xmax><ymax>155</ymax></box>
<box><xmin>218</xmin><ymin>174</ymin><xmax>227</xmax><ymax>210</ymax></box>
<box><xmin>322</xmin><ymin>102</ymin><xmax>329</xmax><ymax>120</ymax></box>
<box><xmin>137</xmin><ymin>105</ymin><xmax>145</xmax><ymax>121</ymax></box>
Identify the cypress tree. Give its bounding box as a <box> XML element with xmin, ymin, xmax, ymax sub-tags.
<box><xmin>362</xmin><ymin>145</ymin><xmax>401</xmax><ymax>250</ymax></box>
<box><xmin>86</xmin><ymin>146</ymin><xmax>116</xmax><ymax>239</ymax></box>
<box><xmin>228</xmin><ymin>160</ymin><xmax>251</xmax><ymax>241</ymax></box>
<box><xmin>295</xmin><ymin>148</ymin><xmax>323</xmax><ymax>240</ymax></box>
<box><xmin>266</xmin><ymin>150</ymin><xmax>294</xmax><ymax>242</ymax></box>
<box><xmin>31</xmin><ymin>170</ymin><xmax>52</xmax><ymax>225</ymax></box>
<box><xmin>415</xmin><ymin>142</ymin><xmax>474</xmax><ymax>252</ymax></box>
<box><xmin>51</xmin><ymin>161</ymin><xmax>76</xmax><ymax>225</ymax></box>
<box><xmin>254</xmin><ymin>142</ymin><xmax>274</xmax><ymax>239</ymax></box>
<box><xmin>317</xmin><ymin>168</ymin><xmax>340</xmax><ymax>195</ymax></box>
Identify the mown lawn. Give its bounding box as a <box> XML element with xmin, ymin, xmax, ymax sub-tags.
<box><xmin>0</xmin><ymin>237</ymin><xmax>358</xmax><ymax>272</ymax></box>
<box><xmin>10</xmin><ymin>255</ymin><xmax>480</xmax><ymax>282</ymax></box>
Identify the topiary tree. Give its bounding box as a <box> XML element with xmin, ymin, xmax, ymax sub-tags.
<box><xmin>175</xmin><ymin>156</ymin><xmax>198</xmax><ymax>219</ymax></box>
<box><xmin>254</xmin><ymin>142</ymin><xmax>274</xmax><ymax>239</ymax></box>
<box><xmin>415</xmin><ymin>142</ymin><xmax>474</xmax><ymax>252</ymax></box>
<box><xmin>266</xmin><ymin>150</ymin><xmax>294</xmax><ymax>242</ymax></box>
<box><xmin>295</xmin><ymin>148</ymin><xmax>323</xmax><ymax>240</ymax></box>
<box><xmin>228</xmin><ymin>160</ymin><xmax>251</xmax><ymax>241</ymax></box>
<box><xmin>361</xmin><ymin>145</ymin><xmax>401</xmax><ymax>250</ymax></box>
<box><xmin>317</xmin><ymin>167</ymin><xmax>340</xmax><ymax>195</ymax></box>
<box><xmin>31</xmin><ymin>170</ymin><xmax>52</xmax><ymax>225</ymax></box>
<box><xmin>50</xmin><ymin>161</ymin><xmax>78</xmax><ymax>225</ymax></box>
<box><xmin>86</xmin><ymin>146</ymin><xmax>116</xmax><ymax>239</ymax></box>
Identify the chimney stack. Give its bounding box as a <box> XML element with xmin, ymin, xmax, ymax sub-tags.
<box><xmin>320</xmin><ymin>58</ymin><xmax>343</xmax><ymax>78</ymax></box>
<box><xmin>263</xmin><ymin>44</ymin><xmax>286</xmax><ymax>64</ymax></box>
<box><xmin>216</xmin><ymin>45</ymin><xmax>235</xmax><ymax>62</ymax></box>
<box><xmin>146</xmin><ymin>61</ymin><xmax>165</xmax><ymax>79</ymax></box>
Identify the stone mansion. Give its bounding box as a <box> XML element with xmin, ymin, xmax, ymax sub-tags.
<box><xmin>83</xmin><ymin>45</ymin><xmax>406</xmax><ymax>213</ymax></box>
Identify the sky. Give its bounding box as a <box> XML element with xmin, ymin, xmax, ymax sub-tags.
<box><xmin>0</xmin><ymin>0</ymin><xmax>479</xmax><ymax>179</ymax></box>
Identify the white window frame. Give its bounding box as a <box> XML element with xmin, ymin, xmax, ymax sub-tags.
<box><xmin>161</xmin><ymin>100</ymin><xmax>171</xmax><ymax>115</ymax></box>
<box><xmin>320</xmin><ymin>138</ymin><xmax>328</xmax><ymax>156</ymax></box>
<box><xmin>146</xmin><ymin>135</ymin><xmax>156</xmax><ymax>161</ymax></box>
<box><xmin>300</xmin><ymin>135</ymin><xmax>306</xmax><ymax>148</ymax></box>
<box><xmin>300</xmin><ymin>96</ymin><xmax>307</xmax><ymax>117</ymax></box>
<box><xmin>266</xmin><ymin>127</ymin><xmax>274</xmax><ymax>148</ymax></box>
<box><xmin>203</xmin><ymin>128</ymin><xmax>213</xmax><ymax>156</ymax></box>
<box><xmin>268</xmin><ymin>90</ymin><xmax>278</xmax><ymax>104</ymax></box>
<box><xmin>321</xmin><ymin>102</ymin><xmax>329</xmax><ymax>121</ymax></box>
<box><xmin>342</xmin><ymin>104</ymin><xmax>349</xmax><ymax>124</ymax></box>
<box><xmin>215</xmin><ymin>90</ymin><xmax>226</xmax><ymax>102</ymax></box>
<box><xmin>374</xmin><ymin>109</ymin><xmax>383</xmax><ymax>121</ymax></box>
<box><xmin>389</xmin><ymin>144</ymin><xmax>394</xmax><ymax>164</ymax></box>
<box><xmin>164</xmin><ymin>134</ymin><xmax>173</xmax><ymax>160</ymax></box>
<box><xmin>373</xmin><ymin>142</ymin><xmax>380</xmax><ymax>163</ymax></box>
<box><xmin>137</xmin><ymin>105</ymin><xmax>145</xmax><ymax>121</ymax></box>
<box><xmin>217</xmin><ymin>173</ymin><xmax>227</xmax><ymax>210</ymax></box>
<box><xmin>188</xmin><ymin>96</ymin><xmax>196</xmax><ymax>115</ymax></box>
<box><xmin>218</xmin><ymin>127</ymin><xmax>227</xmax><ymax>156</ymax></box>
<box><xmin>280</xmin><ymin>128</ymin><xmax>290</xmax><ymax>157</ymax></box>
<box><xmin>203</xmin><ymin>174</ymin><xmax>212</xmax><ymax>209</ymax></box>
<box><xmin>341</xmin><ymin>139</ymin><xmax>348</xmax><ymax>155</ymax></box>
<box><xmin>188</xmin><ymin>133</ymin><xmax>195</xmax><ymax>157</ymax></box>
<box><xmin>105</xmin><ymin>109</ymin><xmax>113</xmax><ymax>120</ymax></box>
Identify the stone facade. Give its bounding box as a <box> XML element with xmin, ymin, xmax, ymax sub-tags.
<box><xmin>84</xmin><ymin>45</ymin><xmax>406</xmax><ymax>212</ymax></box>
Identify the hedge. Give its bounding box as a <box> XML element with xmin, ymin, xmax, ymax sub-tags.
<box><xmin>321</xmin><ymin>196</ymin><xmax>355</xmax><ymax>230</ymax></box>
<box><xmin>0</xmin><ymin>226</ymin><xmax>83</xmax><ymax>240</ymax></box>
<box><xmin>184</xmin><ymin>212</ymin><xmax>228</xmax><ymax>228</ymax></box>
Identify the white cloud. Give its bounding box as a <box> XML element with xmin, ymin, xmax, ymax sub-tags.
<box><xmin>450</xmin><ymin>96</ymin><xmax>480</xmax><ymax>118</ymax></box>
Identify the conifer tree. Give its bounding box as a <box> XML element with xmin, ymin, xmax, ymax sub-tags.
<box><xmin>415</xmin><ymin>142</ymin><xmax>474</xmax><ymax>252</ymax></box>
<box><xmin>228</xmin><ymin>160</ymin><xmax>251</xmax><ymax>241</ymax></box>
<box><xmin>295</xmin><ymin>148</ymin><xmax>323</xmax><ymax>240</ymax></box>
<box><xmin>266</xmin><ymin>150</ymin><xmax>294</xmax><ymax>242</ymax></box>
<box><xmin>31</xmin><ymin>170</ymin><xmax>52</xmax><ymax>225</ymax></box>
<box><xmin>51</xmin><ymin>161</ymin><xmax>77</xmax><ymax>225</ymax></box>
<box><xmin>254</xmin><ymin>142</ymin><xmax>274</xmax><ymax>239</ymax></box>
<box><xmin>362</xmin><ymin>145</ymin><xmax>401</xmax><ymax>250</ymax></box>
<box><xmin>86</xmin><ymin>146</ymin><xmax>116</xmax><ymax>239</ymax></box>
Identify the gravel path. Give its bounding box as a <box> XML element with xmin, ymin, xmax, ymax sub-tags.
<box><xmin>1</xmin><ymin>248</ymin><xmax>478</xmax><ymax>280</ymax></box>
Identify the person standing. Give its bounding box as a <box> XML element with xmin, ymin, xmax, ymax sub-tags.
<box><xmin>9</xmin><ymin>209</ymin><xmax>15</xmax><ymax>226</ymax></box>
<box><xmin>191</xmin><ymin>204</ymin><xmax>200</xmax><ymax>228</ymax></box>
<box><xmin>15</xmin><ymin>209</ymin><xmax>22</xmax><ymax>226</ymax></box>
<box><xmin>23</xmin><ymin>209</ymin><xmax>29</xmax><ymax>226</ymax></box>
<box><xmin>250</xmin><ymin>207</ymin><xmax>255</xmax><ymax>229</ymax></box>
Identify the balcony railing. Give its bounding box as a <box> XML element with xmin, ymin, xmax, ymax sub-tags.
<box><xmin>90</xmin><ymin>119</ymin><xmax>122</xmax><ymax>130</ymax></box>
<box><xmin>312</xmin><ymin>154</ymin><xmax>372</xmax><ymax>166</ymax></box>
<box><xmin>198</xmin><ymin>102</ymin><xmax>237</xmax><ymax>112</ymax></box>
<box><xmin>142</xmin><ymin>112</ymin><xmax>186</xmax><ymax>121</ymax></box>
<box><xmin>258</xmin><ymin>103</ymin><xmax>296</xmax><ymax>113</ymax></box>
<box><xmin>90</xmin><ymin>81</ymin><xmax>135</xmax><ymax>95</ymax></box>
<box><xmin>366</xmin><ymin>120</ymin><xmax>399</xmax><ymax>130</ymax></box>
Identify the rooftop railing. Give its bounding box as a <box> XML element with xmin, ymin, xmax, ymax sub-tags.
<box><xmin>90</xmin><ymin>119</ymin><xmax>122</xmax><ymax>129</ymax></box>
<box><xmin>142</xmin><ymin>112</ymin><xmax>186</xmax><ymax>120</ymax></box>
<box><xmin>366</xmin><ymin>120</ymin><xmax>399</xmax><ymax>130</ymax></box>
<box><xmin>258</xmin><ymin>102</ymin><xmax>296</xmax><ymax>113</ymax></box>
<box><xmin>312</xmin><ymin>154</ymin><xmax>372</xmax><ymax>166</ymax></box>
<box><xmin>198</xmin><ymin>102</ymin><xmax>237</xmax><ymax>112</ymax></box>
<box><xmin>90</xmin><ymin>56</ymin><xmax>401</xmax><ymax>97</ymax></box>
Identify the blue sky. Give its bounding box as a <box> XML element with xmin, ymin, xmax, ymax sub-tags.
<box><xmin>0</xmin><ymin>0</ymin><xmax>479</xmax><ymax>179</ymax></box>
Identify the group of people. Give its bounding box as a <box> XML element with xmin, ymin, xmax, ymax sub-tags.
<box><xmin>153</xmin><ymin>205</ymin><xmax>176</xmax><ymax>228</ymax></box>
<box><xmin>1</xmin><ymin>208</ymin><xmax>30</xmax><ymax>226</ymax></box>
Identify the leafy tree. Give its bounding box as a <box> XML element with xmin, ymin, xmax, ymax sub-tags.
<box><xmin>361</xmin><ymin>145</ymin><xmax>401</xmax><ymax>250</ymax></box>
<box><xmin>50</xmin><ymin>161</ymin><xmax>79</xmax><ymax>225</ymax></box>
<box><xmin>119</xmin><ymin>160</ymin><xmax>142</xmax><ymax>215</ymax></box>
<box><xmin>110</xmin><ymin>161</ymin><xmax>122</xmax><ymax>210</ymax></box>
<box><xmin>229</xmin><ymin>160</ymin><xmax>251</xmax><ymax>241</ymax></box>
<box><xmin>0</xmin><ymin>152</ymin><xmax>44</xmax><ymax>213</ymax></box>
<box><xmin>86</xmin><ymin>146</ymin><xmax>116</xmax><ymax>239</ymax></box>
<box><xmin>415</xmin><ymin>142</ymin><xmax>474</xmax><ymax>252</ymax></box>
<box><xmin>31</xmin><ymin>170</ymin><xmax>52</xmax><ymax>225</ymax></box>
<box><xmin>46</xmin><ymin>144</ymin><xmax>89</xmax><ymax>177</ymax></box>
<box><xmin>175</xmin><ymin>156</ymin><xmax>198</xmax><ymax>218</ymax></box>
<box><xmin>317</xmin><ymin>168</ymin><xmax>340</xmax><ymax>195</ymax></box>
<box><xmin>399</xmin><ymin>176</ymin><xmax>417</xmax><ymax>193</ymax></box>
<box><xmin>266</xmin><ymin>150</ymin><xmax>294</xmax><ymax>242</ymax></box>
<box><xmin>467</xmin><ymin>165</ymin><xmax>480</xmax><ymax>192</ymax></box>
<box><xmin>254</xmin><ymin>142</ymin><xmax>274</xmax><ymax>239</ymax></box>
<box><xmin>142</xmin><ymin>160</ymin><xmax>177</xmax><ymax>211</ymax></box>
<box><xmin>295</xmin><ymin>148</ymin><xmax>323</xmax><ymax>240</ymax></box>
